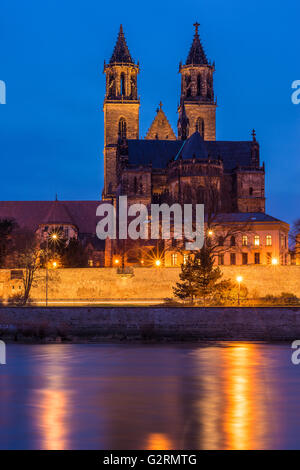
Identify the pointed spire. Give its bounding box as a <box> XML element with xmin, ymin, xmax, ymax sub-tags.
<box><xmin>178</xmin><ymin>101</ymin><xmax>190</xmax><ymax>140</ymax></box>
<box><xmin>186</xmin><ymin>22</ymin><xmax>208</xmax><ymax>66</ymax></box>
<box><xmin>109</xmin><ymin>24</ymin><xmax>134</xmax><ymax>64</ymax></box>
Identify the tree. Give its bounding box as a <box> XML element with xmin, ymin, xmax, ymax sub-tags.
<box><xmin>12</xmin><ymin>229</ymin><xmax>42</xmax><ymax>305</ymax></box>
<box><xmin>173</xmin><ymin>256</ymin><xmax>198</xmax><ymax>303</ymax></box>
<box><xmin>173</xmin><ymin>245</ymin><xmax>232</xmax><ymax>304</ymax></box>
<box><xmin>0</xmin><ymin>218</ymin><xmax>16</xmax><ymax>267</ymax></box>
<box><xmin>290</xmin><ymin>219</ymin><xmax>300</xmax><ymax>260</ymax></box>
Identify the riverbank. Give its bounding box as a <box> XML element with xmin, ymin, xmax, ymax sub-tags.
<box><xmin>1</xmin><ymin>306</ymin><xmax>300</xmax><ymax>342</ymax></box>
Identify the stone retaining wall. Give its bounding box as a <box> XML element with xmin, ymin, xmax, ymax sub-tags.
<box><xmin>0</xmin><ymin>306</ymin><xmax>300</xmax><ymax>341</ymax></box>
<box><xmin>0</xmin><ymin>266</ymin><xmax>300</xmax><ymax>301</ymax></box>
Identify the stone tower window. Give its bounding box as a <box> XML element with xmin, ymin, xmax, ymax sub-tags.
<box><xmin>230</xmin><ymin>235</ymin><xmax>236</xmax><ymax>246</ymax></box>
<box><xmin>120</xmin><ymin>72</ymin><xmax>126</xmax><ymax>96</ymax></box>
<box><xmin>196</xmin><ymin>117</ymin><xmax>204</xmax><ymax>137</ymax></box>
<box><xmin>249</xmin><ymin>187</ymin><xmax>254</xmax><ymax>196</ymax></box>
<box><xmin>118</xmin><ymin>118</ymin><xmax>127</xmax><ymax>139</ymax></box>
<box><xmin>185</xmin><ymin>75</ymin><xmax>192</xmax><ymax>97</ymax></box>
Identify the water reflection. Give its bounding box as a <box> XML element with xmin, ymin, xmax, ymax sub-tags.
<box><xmin>0</xmin><ymin>342</ymin><xmax>295</xmax><ymax>449</ymax></box>
<box><xmin>31</xmin><ymin>346</ymin><xmax>73</xmax><ymax>450</ymax></box>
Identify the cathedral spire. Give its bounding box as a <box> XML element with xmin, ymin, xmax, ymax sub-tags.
<box><xmin>177</xmin><ymin>101</ymin><xmax>190</xmax><ymax>140</ymax></box>
<box><xmin>186</xmin><ymin>22</ymin><xmax>208</xmax><ymax>65</ymax></box>
<box><xmin>109</xmin><ymin>24</ymin><xmax>134</xmax><ymax>64</ymax></box>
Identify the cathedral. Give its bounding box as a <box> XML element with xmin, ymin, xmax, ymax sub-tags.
<box><xmin>103</xmin><ymin>23</ymin><xmax>264</xmax><ymax>214</ymax></box>
<box><xmin>0</xmin><ymin>24</ymin><xmax>290</xmax><ymax>268</ymax></box>
<box><xmin>101</xmin><ymin>24</ymin><xmax>289</xmax><ymax>267</ymax></box>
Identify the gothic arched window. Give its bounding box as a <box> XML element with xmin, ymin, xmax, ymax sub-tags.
<box><xmin>118</xmin><ymin>118</ymin><xmax>127</xmax><ymax>139</ymax></box>
<box><xmin>185</xmin><ymin>75</ymin><xmax>191</xmax><ymax>98</ymax></box>
<box><xmin>120</xmin><ymin>73</ymin><xmax>125</xmax><ymax>96</ymax></box>
<box><xmin>196</xmin><ymin>117</ymin><xmax>204</xmax><ymax>137</ymax></box>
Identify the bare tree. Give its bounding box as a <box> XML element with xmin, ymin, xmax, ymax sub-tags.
<box><xmin>290</xmin><ymin>219</ymin><xmax>300</xmax><ymax>260</ymax></box>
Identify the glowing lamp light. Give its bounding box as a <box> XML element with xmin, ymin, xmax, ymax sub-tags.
<box><xmin>155</xmin><ymin>259</ymin><xmax>161</xmax><ymax>267</ymax></box>
<box><xmin>114</xmin><ymin>259</ymin><xmax>120</xmax><ymax>264</ymax></box>
<box><xmin>51</xmin><ymin>233</ymin><xmax>58</xmax><ymax>240</ymax></box>
<box><xmin>236</xmin><ymin>275</ymin><xmax>243</xmax><ymax>283</ymax></box>
<box><xmin>272</xmin><ymin>258</ymin><xmax>278</xmax><ymax>265</ymax></box>
<box><xmin>52</xmin><ymin>261</ymin><xmax>57</xmax><ymax>268</ymax></box>
<box><xmin>208</xmin><ymin>230</ymin><xmax>213</xmax><ymax>236</ymax></box>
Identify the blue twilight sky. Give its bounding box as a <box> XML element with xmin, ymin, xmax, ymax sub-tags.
<box><xmin>0</xmin><ymin>0</ymin><xmax>299</xmax><ymax>225</ymax></box>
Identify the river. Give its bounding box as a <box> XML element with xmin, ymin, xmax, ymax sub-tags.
<box><xmin>0</xmin><ymin>342</ymin><xmax>299</xmax><ymax>449</ymax></box>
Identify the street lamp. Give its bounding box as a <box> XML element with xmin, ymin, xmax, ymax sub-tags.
<box><xmin>155</xmin><ymin>259</ymin><xmax>161</xmax><ymax>267</ymax></box>
<box><xmin>208</xmin><ymin>230</ymin><xmax>213</xmax><ymax>237</ymax></box>
<box><xmin>45</xmin><ymin>231</ymin><xmax>59</xmax><ymax>307</ymax></box>
<box><xmin>272</xmin><ymin>258</ymin><xmax>278</xmax><ymax>265</ymax></box>
<box><xmin>236</xmin><ymin>275</ymin><xmax>243</xmax><ymax>306</ymax></box>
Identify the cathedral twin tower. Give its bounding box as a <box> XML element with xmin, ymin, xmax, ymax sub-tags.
<box><xmin>103</xmin><ymin>23</ymin><xmax>216</xmax><ymax>199</ymax></box>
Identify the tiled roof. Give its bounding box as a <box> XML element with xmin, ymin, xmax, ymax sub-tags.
<box><xmin>127</xmin><ymin>136</ymin><xmax>253</xmax><ymax>170</ymax></box>
<box><xmin>0</xmin><ymin>201</ymin><xmax>102</xmax><ymax>234</ymax></box>
<box><xmin>42</xmin><ymin>200</ymin><xmax>75</xmax><ymax>225</ymax></box>
<box><xmin>127</xmin><ymin>140</ymin><xmax>182</xmax><ymax>169</ymax></box>
<box><xmin>205</xmin><ymin>141</ymin><xmax>253</xmax><ymax>170</ymax></box>
<box><xmin>179</xmin><ymin>131</ymin><xmax>208</xmax><ymax>159</ymax></box>
<box><xmin>211</xmin><ymin>212</ymin><xmax>285</xmax><ymax>224</ymax></box>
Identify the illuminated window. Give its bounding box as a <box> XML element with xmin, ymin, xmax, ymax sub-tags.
<box><xmin>171</xmin><ymin>253</ymin><xmax>178</xmax><ymax>266</ymax></box>
<box><xmin>266</xmin><ymin>235</ymin><xmax>272</xmax><ymax>246</ymax></box>
<box><xmin>183</xmin><ymin>254</ymin><xmax>189</xmax><ymax>265</ymax></box>
<box><xmin>242</xmin><ymin>235</ymin><xmax>248</xmax><ymax>246</ymax></box>
<box><xmin>254</xmin><ymin>235</ymin><xmax>260</xmax><ymax>246</ymax></box>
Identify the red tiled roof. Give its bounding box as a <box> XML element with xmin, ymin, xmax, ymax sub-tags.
<box><xmin>0</xmin><ymin>201</ymin><xmax>104</xmax><ymax>234</ymax></box>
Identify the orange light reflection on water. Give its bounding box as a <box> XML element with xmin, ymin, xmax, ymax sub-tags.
<box><xmin>145</xmin><ymin>432</ymin><xmax>173</xmax><ymax>450</ymax></box>
<box><xmin>222</xmin><ymin>343</ymin><xmax>269</xmax><ymax>450</ymax></box>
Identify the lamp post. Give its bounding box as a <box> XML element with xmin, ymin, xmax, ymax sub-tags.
<box><xmin>45</xmin><ymin>232</ymin><xmax>58</xmax><ymax>307</ymax></box>
<box><xmin>236</xmin><ymin>275</ymin><xmax>243</xmax><ymax>306</ymax></box>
